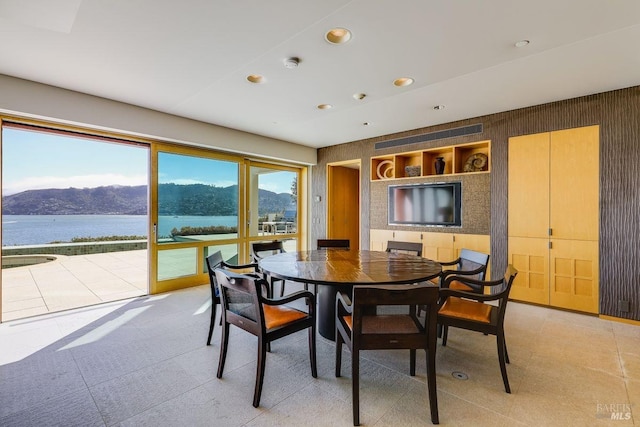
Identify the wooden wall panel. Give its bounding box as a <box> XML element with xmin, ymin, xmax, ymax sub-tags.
<box><xmin>316</xmin><ymin>85</ymin><xmax>640</xmax><ymax>321</ymax></box>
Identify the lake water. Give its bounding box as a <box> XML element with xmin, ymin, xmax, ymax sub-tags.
<box><xmin>1</xmin><ymin>215</ymin><xmax>238</xmax><ymax>246</ymax></box>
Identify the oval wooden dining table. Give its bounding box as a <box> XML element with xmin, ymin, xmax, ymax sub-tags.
<box><xmin>258</xmin><ymin>249</ymin><xmax>442</xmax><ymax>340</ymax></box>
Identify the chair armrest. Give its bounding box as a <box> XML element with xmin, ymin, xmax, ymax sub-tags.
<box><xmin>222</xmin><ymin>261</ymin><xmax>259</xmax><ymax>272</ymax></box>
<box><xmin>439</xmin><ymin>258</ymin><xmax>461</xmax><ymax>267</ymax></box>
<box><xmin>439</xmin><ymin>287</ymin><xmax>503</xmax><ymax>303</ymax></box>
<box><xmin>335</xmin><ymin>290</ymin><xmax>353</xmax><ymax>320</ymax></box>
<box><xmin>440</xmin><ymin>274</ymin><xmax>506</xmax><ymax>302</ymax></box>
<box><xmin>262</xmin><ymin>290</ymin><xmax>315</xmax><ymax>306</ymax></box>
<box><xmin>440</xmin><ymin>265</ymin><xmax>487</xmax><ymax>282</ymax></box>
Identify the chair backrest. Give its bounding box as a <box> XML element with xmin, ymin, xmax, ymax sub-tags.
<box><xmin>214</xmin><ymin>269</ymin><xmax>267</xmax><ymax>336</ymax></box>
<box><xmin>317</xmin><ymin>239</ymin><xmax>350</xmax><ymax>249</ymax></box>
<box><xmin>457</xmin><ymin>249</ymin><xmax>490</xmax><ymax>281</ymax></box>
<box><xmin>385</xmin><ymin>241</ymin><xmax>423</xmax><ymax>257</ymax></box>
<box><xmin>206</xmin><ymin>251</ymin><xmax>225</xmax><ymax>298</ymax></box>
<box><xmin>350</xmin><ymin>283</ymin><xmax>439</xmax><ymax>349</ymax></box>
<box><xmin>494</xmin><ymin>265</ymin><xmax>518</xmax><ymax>310</ymax></box>
<box><xmin>252</xmin><ymin>241</ymin><xmax>285</xmax><ymax>262</ymax></box>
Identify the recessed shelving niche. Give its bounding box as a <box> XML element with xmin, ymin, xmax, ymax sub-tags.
<box><xmin>371</xmin><ymin>140</ymin><xmax>491</xmax><ymax>181</ymax></box>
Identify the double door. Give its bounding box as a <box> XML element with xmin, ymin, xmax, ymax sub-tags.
<box><xmin>508</xmin><ymin>126</ymin><xmax>599</xmax><ymax>313</ymax></box>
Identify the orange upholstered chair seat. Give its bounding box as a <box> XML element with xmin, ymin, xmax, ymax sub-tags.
<box><xmin>343</xmin><ymin>315</ymin><xmax>352</xmax><ymax>330</ymax></box>
<box><xmin>448</xmin><ymin>280</ymin><xmax>474</xmax><ymax>291</ymax></box>
<box><xmin>438</xmin><ymin>296</ymin><xmax>492</xmax><ymax>323</ymax></box>
<box><xmin>263</xmin><ymin>305</ymin><xmax>308</xmax><ymax>329</ymax></box>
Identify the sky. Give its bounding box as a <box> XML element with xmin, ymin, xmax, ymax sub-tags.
<box><xmin>2</xmin><ymin>127</ymin><xmax>294</xmax><ymax>195</ymax></box>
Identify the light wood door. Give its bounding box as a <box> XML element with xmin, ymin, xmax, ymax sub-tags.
<box><xmin>550</xmin><ymin>125</ymin><xmax>599</xmax><ymax>241</ymax></box>
<box><xmin>508</xmin><ymin>236</ymin><xmax>549</xmax><ymax>305</ymax></box>
<box><xmin>549</xmin><ymin>239</ymin><xmax>599</xmax><ymax>313</ymax></box>
<box><xmin>508</xmin><ymin>132</ymin><xmax>549</xmax><ymax>238</ymax></box>
<box><xmin>328</xmin><ymin>165</ymin><xmax>360</xmax><ymax>250</ymax></box>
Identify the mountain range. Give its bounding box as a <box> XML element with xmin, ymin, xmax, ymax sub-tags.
<box><xmin>1</xmin><ymin>184</ymin><xmax>293</xmax><ymax>216</ymax></box>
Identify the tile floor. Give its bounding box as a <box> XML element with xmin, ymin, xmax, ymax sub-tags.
<box><xmin>0</xmin><ymin>281</ymin><xmax>638</xmax><ymax>426</ymax></box>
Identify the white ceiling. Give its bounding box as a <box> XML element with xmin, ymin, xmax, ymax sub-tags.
<box><xmin>1</xmin><ymin>0</ymin><xmax>639</xmax><ymax>149</ymax></box>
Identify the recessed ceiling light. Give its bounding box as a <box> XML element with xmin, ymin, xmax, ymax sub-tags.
<box><xmin>433</xmin><ymin>105</ymin><xmax>445</xmax><ymax>110</ymax></box>
<box><xmin>246</xmin><ymin>74</ymin><xmax>265</xmax><ymax>84</ymax></box>
<box><xmin>393</xmin><ymin>77</ymin><xmax>414</xmax><ymax>87</ymax></box>
<box><xmin>317</xmin><ymin>104</ymin><xmax>333</xmax><ymax>110</ymax></box>
<box><xmin>514</xmin><ymin>40</ymin><xmax>530</xmax><ymax>48</ymax></box>
<box><xmin>353</xmin><ymin>93</ymin><xmax>366</xmax><ymax>100</ymax></box>
<box><xmin>325</xmin><ymin>28</ymin><xmax>352</xmax><ymax>44</ymax></box>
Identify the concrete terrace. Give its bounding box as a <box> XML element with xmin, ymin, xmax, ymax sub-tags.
<box><xmin>2</xmin><ymin>250</ymin><xmax>148</xmax><ymax>322</ymax></box>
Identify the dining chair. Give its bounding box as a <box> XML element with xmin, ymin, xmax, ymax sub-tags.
<box><xmin>385</xmin><ymin>240</ymin><xmax>423</xmax><ymax>256</ymax></box>
<box><xmin>205</xmin><ymin>251</ymin><xmax>259</xmax><ymax>345</ymax></box>
<box><xmin>215</xmin><ymin>269</ymin><xmax>317</xmax><ymax>407</ymax></box>
<box><xmin>251</xmin><ymin>240</ymin><xmax>286</xmax><ymax>296</ymax></box>
<box><xmin>418</xmin><ymin>248</ymin><xmax>489</xmax><ymax>317</ymax></box>
<box><xmin>438</xmin><ymin>248</ymin><xmax>490</xmax><ymax>291</ymax></box>
<box><xmin>437</xmin><ymin>265</ymin><xmax>518</xmax><ymax>393</ymax></box>
<box><xmin>317</xmin><ymin>238</ymin><xmax>350</xmax><ymax>249</ymax></box>
<box><xmin>335</xmin><ymin>283</ymin><xmax>440</xmax><ymax>426</ymax></box>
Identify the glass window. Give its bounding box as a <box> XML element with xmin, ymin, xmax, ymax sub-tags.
<box><xmin>248</xmin><ymin>166</ymin><xmax>297</xmax><ymax>239</ymax></box>
<box><xmin>157</xmin><ymin>247</ymin><xmax>198</xmax><ymax>280</ymax></box>
<box><xmin>204</xmin><ymin>243</ymin><xmax>239</xmax><ymax>272</ymax></box>
<box><xmin>157</xmin><ymin>152</ymin><xmax>239</xmax><ymax>243</ymax></box>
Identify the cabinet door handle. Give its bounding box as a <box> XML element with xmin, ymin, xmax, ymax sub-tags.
<box><xmin>549</xmin><ymin>228</ymin><xmax>553</xmax><ymax>236</ymax></box>
<box><xmin>549</xmin><ymin>241</ymin><xmax>553</xmax><ymax>249</ymax></box>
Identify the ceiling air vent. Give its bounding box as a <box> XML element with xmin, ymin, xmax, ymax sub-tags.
<box><xmin>375</xmin><ymin>124</ymin><xmax>483</xmax><ymax>150</ymax></box>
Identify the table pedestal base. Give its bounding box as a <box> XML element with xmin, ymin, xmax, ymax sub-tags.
<box><xmin>317</xmin><ymin>284</ymin><xmax>352</xmax><ymax>340</ymax></box>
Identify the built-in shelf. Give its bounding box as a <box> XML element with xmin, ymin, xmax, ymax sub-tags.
<box><xmin>371</xmin><ymin>140</ymin><xmax>490</xmax><ymax>181</ymax></box>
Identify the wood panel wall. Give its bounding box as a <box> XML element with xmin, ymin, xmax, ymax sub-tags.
<box><xmin>315</xmin><ymin>85</ymin><xmax>640</xmax><ymax>321</ymax></box>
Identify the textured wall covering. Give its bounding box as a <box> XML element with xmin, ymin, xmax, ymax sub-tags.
<box><xmin>316</xmin><ymin>85</ymin><xmax>640</xmax><ymax>321</ymax></box>
<box><xmin>369</xmin><ymin>174</ymin><xmax>491</xmax><ymax>234</ymax></box>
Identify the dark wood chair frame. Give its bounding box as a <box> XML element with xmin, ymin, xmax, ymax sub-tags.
<box><xmin>437</xmin><ymin>265</ymin><xmax>518</xmax><ymax>393</ymax></box>
<box><xmin>438</xmin><ymin>248</ymin><xmax>490</xmax><ymax>289</ymax></box>
<box><xmin>385</xmin><ymin>240</ymin><xmax>423</xmax><ymax>256</ymax></box>
<box><xmin>335</xmin><ymin>284</ymin><xmax>440</xmax><ymax>425</ymax></box>
<box><xmin>205</xmin><ymin>250</ymin><xmax>259</xmax><ymax>346</ymax></box>
<box><xmin>317</xmin><ymin>238</ymin><xmax>351</xmax><ymax>249</ymax></box>
<box><xmin>419</xmin><ymin>248</ymin><xmax>489</xmax><ymax>318</ymax></box>
<box><xmin>252</xmin><ymin>240</ymin><xmax>286</xmax><ymax>297</ymax></box>
<box><xmin>215</xmin><ymin>269</ymin><xmax>317</xmax><ymax>408</ymax></box>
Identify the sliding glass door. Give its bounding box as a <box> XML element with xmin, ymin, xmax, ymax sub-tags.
<box><xmin>246</xmin><ymin>162</ymin><xmax>300</xmax><ymax>253</ymax></box>
<box><xmin>0</xmin><ymin>119</ymin><xmax>306</xmax><ymax>321</ymax></box>
<box><xmin>1</xmin><ymin>121</ymin><xmax>149</xmax><ymax>321</ymax></box>
<box><xmin>150</xmin><ymin>147</ymin><xmax>304</xmax><ymax>294</ymax></box>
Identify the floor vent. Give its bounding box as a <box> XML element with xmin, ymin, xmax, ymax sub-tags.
<box><xmin>374</xmin><ymin>123</ymin><xmax>483</xmax><ymax>150</ymax></box>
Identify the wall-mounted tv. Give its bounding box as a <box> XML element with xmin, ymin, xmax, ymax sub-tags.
<box><xmin>388</xmin><ymin>182</ymin><xmax>462</xmax><ymax>227</ymax></box>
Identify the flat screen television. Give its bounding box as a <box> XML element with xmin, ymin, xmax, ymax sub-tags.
<box><xmin>388</xmin><ymin>182</ymin><xmax>462</xmax><ymax>227</ymax></box>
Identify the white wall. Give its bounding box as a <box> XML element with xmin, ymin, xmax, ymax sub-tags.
<box><xmin>0</xmin><ymin>74</ymin><xmax>317</xmax><ymax>165</ymax></box>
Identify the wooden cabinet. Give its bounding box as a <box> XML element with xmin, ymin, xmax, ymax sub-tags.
<box><xmin>369</xmin><ymin>229</ymin><xmax>396</xmax><ymax>251</ymax></box>
<box><xmin>370</xmin><ymin>229</ymin><xmax>490</xmax><ymax>277</ymax></box>
<box><xmin>371</xmin><ymin>140</ymin><xmax>490</xmax><ymax>181</ymax></box>
<box><xmin>508</xmin><ymin>125</ymin><xmax>599</xmax><ymax>313</ymax></box>
<box><xmin>422</xmin><ymin>232</ymin><xmax>455</xmax><ymax>262</ymax></box>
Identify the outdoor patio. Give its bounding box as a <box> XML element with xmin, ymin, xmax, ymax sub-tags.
<box><xmin>1</xmin><ymin>250</ymin><xmax>148</xmax><ymax>322</ymax></box>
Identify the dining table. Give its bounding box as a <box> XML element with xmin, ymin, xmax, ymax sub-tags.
<box><xmin>258</xmin><ymin>249</ymin><xmax>442</xmax><ymax>340</ymax></box>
